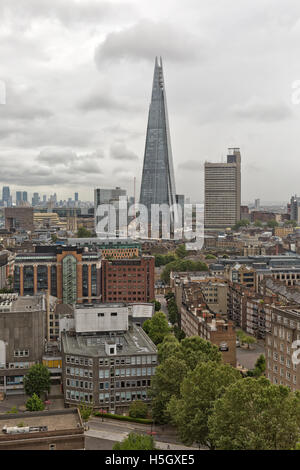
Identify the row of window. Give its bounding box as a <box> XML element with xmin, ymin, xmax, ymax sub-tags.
<box><xmin>66</xmin><ymin>390</ymin><xmax>93</xmax><ymax>403</ymax></box>
<box><xmin>100</xmin><ymin>379</ymin><xmax>151</xmax><ymax>390</ymax></box>
<box><xmin>66</xmin><ymin>367</ymin><xmax>93</xmax><ymax>378</ymax></box>
<box><xmin>14</xmin><ymin>350</ymin><xmax>29</xmax><ymax>357</ymax></box>
<box><xmin>66</xmin><ymin>357</ymin><xmax>93</xmax><ymax>366</ymax></box>
<box><xmin>99</xmin><ymin>390</ymin><xmax>148</xmax><ymax>403</ymax></box>
<box><xmin>66</xmin><ymin>379</ymin><xmax>93</xmax><ymax>390</ymax></box>
<box><xmin>99</xmin><ymin>355</ymin><xmax>157</xmax><ymax>366</ymax></box>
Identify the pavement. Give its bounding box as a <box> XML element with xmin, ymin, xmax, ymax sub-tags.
<box><xmin>85</xmin><ymin>417</ymin><xmax>201</xmax><ymax>450</ymax></box>
<box><xmin>236</xmin><ymin>340</ymin><xmax>265</xmax><ymax>370</ymax></box>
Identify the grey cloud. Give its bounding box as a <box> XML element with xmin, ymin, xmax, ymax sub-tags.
<box><xmin>78</xmin><ymin>92</ymin><xmax>140</xmax><ymax>113</ymax></box>
<box><xmin>110</xmin><ymin>144</ymin><xmax>139</xmax><ymax>161</ymax></box>
<box><xmin>95</xmin><ymin>19</ymin><xmax>198</xmax><ymax>66</ymax></box>
<box><xmin>0</xmin><ymin>0</ymin><xmax>135</xmax><ymax>27</ymax></box>
<box><xmin>0</xmin><ymin>83</ymin><xmax>52</xmax><ymax>122</ymax></box>
<box><xmin>231</xmin><ymin>99</ymin><xmax>293</xmax><ymax>122</ymax></box>
<box><xmin>178</xmin><ymin>160</ymin><xmax>204</xmax><ymax>171</ymax></box>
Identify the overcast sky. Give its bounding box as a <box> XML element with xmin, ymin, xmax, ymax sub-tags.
<box><xmin>1</xmin><ymin>0</ymin><xmax>300</xmax><ymax>204</ymax></box>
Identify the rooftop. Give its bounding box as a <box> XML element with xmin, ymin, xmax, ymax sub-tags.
<box><xmin>0</xmin><ymin>409</ymin><xmax>82</xmax><ymax>435</ymax></box>
<box><xmin>61</xmin><ymin>322</ymin><xmax>157</xmax><ymax>357</ymax></box>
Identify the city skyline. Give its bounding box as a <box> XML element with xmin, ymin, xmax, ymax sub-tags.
<box><xmin>1</xmin><ymin>1</ymin><xmax>300</xmax><ymax>203</ymax></box>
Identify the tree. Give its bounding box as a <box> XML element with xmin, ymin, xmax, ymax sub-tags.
<box><xmin>236</xmin><ymin>330</ymin><xmax>256</xmax><ymax>349</ymax></box>
<box><xmin>161</xmin><ymin>259</ymin><xmax>208</xmax><ymax>284</ymax></box>
<box><xmin>175</xmin><ymin>244</ymin><xmax>187</xmax><ymax>259</ymax></box>
<box><xmin>150</xmin><ymin>336</ymin><xmax>222</xmax><ymax>424</ymax></box>
<box><xmin>142</xmin><ymin>311</ymin><xmax>171</xmax><ymax>345</ymax></box>
<box><xmin>23</xmin><ymin>364</ymin><xmax>51</xmax><ymax>398</ymax></box>
<box><xmin>76</xmin><ymin>226</ymin><xmax>92</xmax><ymax>238</ymax></box>
<box><xmin>173</xmin><ymin>325</ymin><xmax>186</xmax><ymax>341</ymax></box>
<box><xmin>157</xmin><ymin>335</ymin><xmax>181</xmax><ymax>363</ymax></box>
<box><xmin>79</xmin><ymin>402</ymin><xmax>93</xmax><ymax>422</ymax></box>
<box><xmin>268</xmin><ymin>220</ymin><xmax>279</xmax><ymax>228</ymax></box>
<box><xmin>113</xmin><ymin>433</ymin><xmax>155</xmax><ymax>450</ymax></box>
<box><xmin>149</xmin><ymin>356</ymin><xmax>188</xmax><ymax>423</ymax></box>
<box><xmin>249</xmin><ymin>354</ymin><xmax>266</xmax><ymax>377</ymax></box>
<box><xmin>26</xmin><ymin>393</ymin><xmax>45</xmax><ymax>412</ymax></box>
<box><xmin>233</xmin><ymin>219</ymin><xmax>250</xmax><ymax>231</ymax></box>
<box><xmin>129</xmin><ymin>400</ymin><xmax>148</xmax><ymax>419</ymax></box>
<box><xmin>205</xmin><ymin>254</ymin><xmax>217</xmax><ymax>260</ymax></box>
<box><xmin>150</xmin><ymin>299</ymin><xmax>161</xmax><ymax>312</ymax></box>
<box><xmin>208</xmin><ymin>377</ymin><xmax>300</xmax><ymax>450</ymax></box>
<box><xmin>254</xmin><ymin>220</ymin><xmax>263</xmax><ymax>227</ymax></box>
<box><xmin>167</xmin><ymin>362</ymin><xmax>241</xmax><ymax>448</ymax></box>
<box><xmin>51</xmin><ymin>234</ymin><xmax>58</xmax><ymax>243</ymax></box>
<box><xmin>179</xmin><ymin>336</ymin><xmax>221</xmax><ymax>370</ymax></box>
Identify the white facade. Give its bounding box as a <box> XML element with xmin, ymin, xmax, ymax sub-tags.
<box><xmin>74</xmin><ymin>305</ymin><xmax>128</xmax><ymax>333</ymax></box>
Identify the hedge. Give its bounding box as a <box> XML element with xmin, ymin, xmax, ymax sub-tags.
<box><xmin>93</xmin><ymin>411</ymin><xmax>153</xmax><ymax>424</ymax></box>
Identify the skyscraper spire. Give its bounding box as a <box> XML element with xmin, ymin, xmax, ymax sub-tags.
<box><xmin>139</xmin><ymin>57</ymin><xmax>177</xmax><ymax>217</ymax></box>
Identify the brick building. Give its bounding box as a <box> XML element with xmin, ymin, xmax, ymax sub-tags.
<box><xmin>101</xmin><ymin>257</ymin><xmax>155</xmax><ymax>303</ymax></box>
<box><xmin>265</xmin><ymin>304</ymin><xmax>300</xmax><ymax>391</ymax></box>
<box><xmin>4</xmin><ymin>207</ymin><xmax>34</xmax><ymax>232</ymax></box>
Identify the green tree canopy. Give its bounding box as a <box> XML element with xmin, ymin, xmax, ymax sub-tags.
<box><xmin>208</xmin><ymin>377</ymin><xmax>300</xmax><ymax>450</ymax></box>
<box><xmin>113</xmin><ymin>433</ymin><xmax>155</xmax><ymax>450</ymax></box>
<box><xmin>23</xmin><ymin>364</ymin><xmax>51</xmax><ymax>398</ymax></box>
<box><xmin>161</xmin><ymin>259</ymin><xmax>208</xmax><ymax>284</ymax></box>
<box><xmin>150</xmin><ymin>299</ymin><xmax>161</xmax><ymax>312</ymax></box>
<box><xmin>175</xmin><ymin>244</ymin><xmax>187</xmax><ymax>259</ymax></box>
<box><xmin>79</xmin><ymin>402</ymin><xmax>93</xmax><ymax>422</ymax></box>
<box><xmin>76</xmin><ymin>226</ymin><xmax>92</xmax><ymax>238</ymax></box>
<box><xmin>149</xmin><ymin>356</ymin><xmax>188</xmax><ymax>423</ymax></box>
<box><xmin>233</xmin><ymin>219</ymin><xmax>250</xmax><ymax>231</ymax></box>
<box><xmin>26</xmin><ymin>393</ymin><xmax>45</xmax><ymax>412</ymax></box>
<box><xmin>142</xmin><ymin>311</ymin><xmax>171</xmax><ymax>345</ymax></box>
<box><xmin>167</xmin><ymin>361</ymin><xmax>241</xmax><ymax>448</ymax></box>
<box><xmin>150</xmin><ymin>336</ymin><xmax>222</xmax><ymax>423</ymax></box>
<box><xmin>129</xmin><ymin>400</ymin><xmax>148</xmax><ymax>419</ymax></box>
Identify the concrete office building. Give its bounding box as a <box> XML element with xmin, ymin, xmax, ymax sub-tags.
<box><xmin>94</xmin><ymin>187</ymin><xmax>127</xmax><ymax>237</ymax></box>
<box><xmin>204</xmin><ymin>148</ymin><xmax>241</xmax><ymax>228</ymax></box>
<box><xmin>61</xmin><ymin>304</ymin><xmax>157</xmax><ymax>412</ymax></box>
<box><xmin>0</xmin><ymin>294</ymin><xmax>46</xmax><ymax>396</ymax></box>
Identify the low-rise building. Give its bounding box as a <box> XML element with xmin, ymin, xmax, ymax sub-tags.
<box><xmin>0</xmin><ymin>409</ymin><xmax>84</xmax><ymax>450</ymax></box>
<box><xmin>0</xmin><ymin>294</ymin><xmax>46</xmax><ymax>396</ymax></box>
<box><xmin>61</xmin><ymin>303</ymin><xmax>157</xmax><ymax>413</ymax></box>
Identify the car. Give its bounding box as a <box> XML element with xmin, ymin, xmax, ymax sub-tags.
<box><xmin>236</xmin><ymin>340</ymin><xmax>240</xmax><ymax>347</ymax></box>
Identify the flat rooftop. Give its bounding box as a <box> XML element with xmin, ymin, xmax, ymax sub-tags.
<box><xmin>0</xmin><ymin>409</ymin><xmax>82</xmax><ymax>434</ymax></box>
<box><xmin>62</xmin><ymin>323</ymin><xmax>157</xmax><ymax>357</ymax></box>
<box><xmin>0</xmin><ymin>294</ymin><xmax>44</xmax><ymax>313</ymax></box>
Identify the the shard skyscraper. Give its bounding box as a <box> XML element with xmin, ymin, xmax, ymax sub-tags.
<box><xmin>139</xmin><ymin>57</ymin><xmax>177</xmax><ymax>223</ymax></box>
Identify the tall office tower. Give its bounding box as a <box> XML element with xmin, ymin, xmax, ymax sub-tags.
<box><xmin>16</xmin><ymin>191</ymin><xmax>23</xmax><ymax>206</ymax></box>
<box><xmin>2</xmin><ymin>187</ymin><xmax>10</xmax><ymax>206</ymax></box>
<box><xmin>43</xmin><ymin>195</ymin><xmax>47</xmax><ymax>203</ymax></box>
<box><xmin>32</xmin><ymin>192</ymin><xmax>40</xmax><ymax>206</ymax></box>
<box><xmin>94</xmin><ymin>187</ymin><xmax>127</xmax><ymax>236</ymax></box>
<box><xmin>204</xmin><ymin>148</ymin><xmax>241</xmax><ymax>228</ymax></box>
<box><xmin>254</xmin><ymin>198</ymin><xmax>260</xmax><ymax>210</ymax></box>
<box><xmin>22</xmin><ymin>191</ymin><xmax>28</xmax><ymax>203</ymax></box>
<box><xmin>74</xmin><ymin>192</ymin><xmax>79</xmax><ymax>202</ymax></box>
<box><xmin>139</xmin><ymin>57</ymin><xmax>177</xmax><ymax>227</ymax></box>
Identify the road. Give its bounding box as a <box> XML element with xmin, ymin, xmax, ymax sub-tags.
<box><xmin>156</xmin><ymin>294</ymin><xmax>169</xmax><ymax>317</ymax></box>
<box><xmin>85</xmin><ymin>417</ymin><xmax>201</xmax><ymax>450</ymax></box>
<box><xmin>236</xmin><ymin>340</ymin><xmax>265</xmax><ymax>370</ymax></box>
